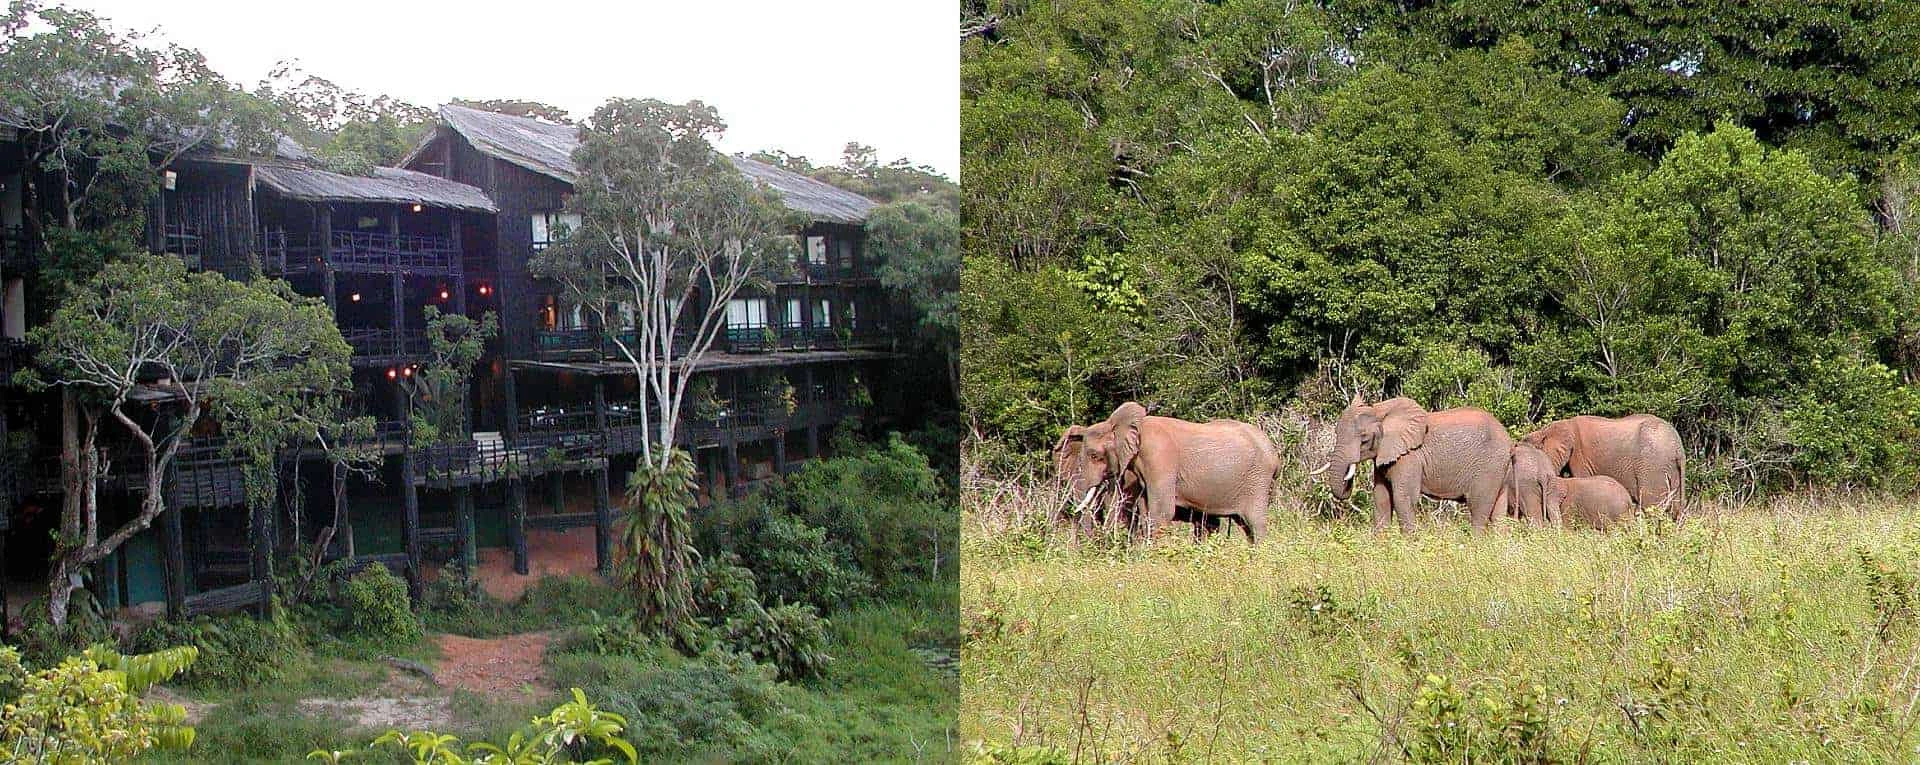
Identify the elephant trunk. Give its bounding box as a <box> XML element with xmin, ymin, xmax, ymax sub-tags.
<box><xmin>1327</xmin><ymin>460</ymin><xmax>1357</xmax><ymax>500</ymax></box>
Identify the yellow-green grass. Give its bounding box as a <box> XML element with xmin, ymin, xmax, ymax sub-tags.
<box><xmin>963</xmin><ymin>487</ymin><xmax>1920</xmax><ymax>762</ymax></box>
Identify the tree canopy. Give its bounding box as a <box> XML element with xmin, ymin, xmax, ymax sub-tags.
<box><xmin>962</xmin><ymin>0</ymin><xmax>1920</xmax><ymax>493</ymax></box>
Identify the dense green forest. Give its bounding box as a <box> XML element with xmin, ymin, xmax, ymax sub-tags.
<box><xmin>960</xmin><ymin>0</ymin><xmax>1920</xmax><ymax>494</ymax></box>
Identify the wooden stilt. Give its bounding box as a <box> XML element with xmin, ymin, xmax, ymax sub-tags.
<box><xmin>455</xmin><ymin>486</ymin><xmax>475</xmax><ymax>572</ymax></box>
<box><xmin>592</xmin><ymin>379</ymin><xmax>612</xmax><ymax>575</ymax></box>
<box><xmin>401</xmin><ymin>450</ymin><xmax>422</xmax><ymax>604</ymax></box>
<box><xmin>509</xmin><ymin>480</ymin><xmax>529</xmax><ymax>575</ymax></box>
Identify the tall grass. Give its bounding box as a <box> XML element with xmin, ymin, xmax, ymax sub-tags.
<box><xmin>963</xmin><ymin>475</ymin><xmax>1920</xmax><ymax>762</ymax></box>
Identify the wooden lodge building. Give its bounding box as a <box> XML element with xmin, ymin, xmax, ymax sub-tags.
<box><xmin>0</xmin><ymin>108</ymin><xmax>891</xmax><ymax>621</ymax></box>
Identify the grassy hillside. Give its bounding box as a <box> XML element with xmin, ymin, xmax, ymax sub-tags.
<box><xmin>963</xmin><ymin>487</ymin><xmax>1920</xmax><ymax>762</ymax></box>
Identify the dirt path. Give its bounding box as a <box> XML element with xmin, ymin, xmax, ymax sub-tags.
<box><xmin>433</xmin><ymin>631</ymin><xmax>555</xmax><ymax>702</ymax></box>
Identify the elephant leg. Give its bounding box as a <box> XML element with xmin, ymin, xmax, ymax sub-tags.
<box><xmin>1140</xmin><ymin>481</ymin><xmax>1178</xmax><ymax>539</ymax></box>
<box><xmin>1370</xmin><ymin>473</ymin><xmax>1393</xmax><ymax>535</ymax></box>
<box><xmin>1468</xmin><ymin>483</ymin><xmax>1504</xmax><ymax>534</ymax></box>
<box><xmin>1239</xmin><ymin>506</ymin><xmax>1267</xmax><ymax>544</ymax></box>
<box><xmin>1384</xmin><ymin>458</ymin><xmax>1423</xmax><ymax>534</ymax></box>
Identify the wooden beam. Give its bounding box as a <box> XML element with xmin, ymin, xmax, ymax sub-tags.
<box><xmin>509</xmin><ymin>479</ymin><xmax>529</xmax><ymax>575</ymax></box>
<box><xmin>455</xmin><ymin>486</ymin><xmax>475</xmax><ymax>572</ymax></box>
<box><xmin>592</xmin><ymin>380</ymin><xmax>612</xmax><ymax>575</ymax></box>
<box><xmin>401</xmin><ymin>449</ymin><xmax>422</xmax><ymax>604</ymax></box>
<box><xmin>319</xmin><ymin>205</ymin><xmax>335</xmax><ymax>312</ymax></box>
<box><xmin>159</xmin><ymin>424</ymin><xmax>187</xmax><ymax>621</ymax></box>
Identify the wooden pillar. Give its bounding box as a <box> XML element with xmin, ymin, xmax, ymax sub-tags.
<box><xmin>158</xmin><ymin>415</ymin><xmax>187</xmax><ymax>621</ymax></box>
<box><xmin>803</xmin><ymin>365</ymin><xmax>820</xmax><ymax>458</ymax></box>
<box><xmin>774</xmin><ymin>431</ymin><xmax>787</xmax><ymax>477</ymax></box>
<box><xmin>503</xmin><ymin>367</ymin><xmax>528</xmax><ymax>575</ymax></box>
<box><xmin>333</xmin><ymin>461</ymin><xmax>352</xmax><ymax>560</ymax></box>
<box><xmin>455</xmin><ymin>486</ymin><xmax>475</xmax><ymax>572</ymax></box>
<box><xmin>548</xmin><ymin>473</ymin><xmax>564</xmax><ymax>514</ymax></box>
<box><xmin>391</xmin><ymin>269</ymin><xmax>405</xmax><ymax>355</ymax></box>
<box><xmin>401</xmin><ymin>449</ymin><xmax>422</xmax><ymax>604</ymax></box>
<box><xmin>319</xmin><ymin>205</ymin><xmax>336</xmax><ymax>312</ymax></box>
<box><xmin>592</xmin><ymin>379</ymin><xmax>612</xmax><ymax>575</ymax></box>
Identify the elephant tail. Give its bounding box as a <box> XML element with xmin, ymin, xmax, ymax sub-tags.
<box><xmin>1667</xmin><ymin>453</ymin><xmax>1686</xmax><ymax>521</ymax></box>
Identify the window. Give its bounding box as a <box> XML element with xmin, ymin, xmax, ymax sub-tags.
<box><xmin>784</xmin><ymin>298</ymin><xmax>802</xmax><ymax>327</ymax></box>
<box><xmin>806</xmin><ymin>235</ymin><xmax>827</xmax><ymax>266</ymax></box>
<box><xmin>531</xmin><ymin>212</ymin><xmax>581</xmax><ymax>251</ymax></box>
<box><xmin>835</xmin><ymin>238</ymin><xmax>853</xmax><ymax>266</ymax></box>
<box><xmin>614</xmin><ymin>301</ymin><xmax>635</xmax><ymax>330</ymax></box>
<box><xmin>2</xmin><ymin>278</ymin><xmax>22</xmax><ymax>340</ymax></box>
<box><xmin>847</xmin><ymin>301</ymin><xmax>858</xmax><ymax>328</ymax></box>
<box><xmin>727</xmin><ymin>298</ymin><xmax>768</xmax><ymax>329</ymax></box>
<box><xmin>813</xmin><ymin>298</ymin><xmax>832</xmax><ymax>328</ymax></box>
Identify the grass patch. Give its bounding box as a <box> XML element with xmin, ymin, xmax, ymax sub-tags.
<box><xmin>422</xmin><ymin>572</ymin><xmax>630</xmax><ymax>637</ymax></box>
<box><xmin>963</xmin><ymin>490</ymin><xmax>1920</xmax><ymax>761</ymax></box>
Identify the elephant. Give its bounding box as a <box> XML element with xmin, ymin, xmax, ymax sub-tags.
<box><xmin>1055</xmin><ymin>402</ymin><xmax>1277</xmax><ymax>543</ymax></box>
<box><xmin>1522</xmin><ymin>415</ymin><xmax>1685</xmax><ymax>519</ymax></box>
<box><xmin>1507</xmin><ymin>443</ymin><xmax>1558</xmax><ymax>526</ymax></box>
<box><xmin>1320</xmin><ymin>394</ymin><xmax>1512</xmax><ymax>534</ymax></box>
<box><xmin>1546</xmin><ymin>475</ymin><xmax>1636</xmax><ymax>530</ymax></box>
<box><xmin>1047</xmin><ymin>442</ymin><xmax>1223</xmax><ymax>540</ymax></box>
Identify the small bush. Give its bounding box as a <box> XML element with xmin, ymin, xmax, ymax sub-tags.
<box><xmin>753</xmin><ymin>515</ymin><xmax>873</xmax><ymax>611</ymax></box>
<box><xmin>721</xmin><ymin>603</ymin><xmax>832</xmax><ymax>682</ymax></box>
<box><xmin>554</xmin><ymin>648</ymin><xmax>794</xmax><ymax>762</ymax></box>
<box><xmin>15</xmin><ymin>592</ymin><xmax>113</xmax><ymax>669</ymax></box>
<box><xmin>130</xmin><ymin>608</ymin><xmax>310</xmax><ymax>691</ymax></box>
<box><xmin>689</xmin><ymin>554</ymin><xmax>762</xmax><ymax>625</ymax></box>
<box><xmin>339</xmin><ymin>566</ymin><xmax>423</xmax><ymax>648</ymax></box>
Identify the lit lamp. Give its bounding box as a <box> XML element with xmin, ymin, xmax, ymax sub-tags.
<box><xmin>411</xmin><ymin>203</ymin><xmax>423</xmax><ymax>213</ymax></box>
<box><xmin>438</xmin><ymin>288</ymin><xmax>450</xmax><ymax>301</ymax></box>
<box><xmin>477</xmin><ymin>284</ymin><xmax>492</xmax><ymax>296</ymax></box>
<box><xmin>386</xmin><ymin>368</ymin><xmax>397</xmax><ymax>380</ymax></box>
<box><xmin>162</xmin><ymin>170</ymin><xmax>177</xmax><ymax>191</ymax></box>
<box><xmin>349</xmin><ymin>292</ymin><xmax>362</xmax><ymax>302</ymax></box>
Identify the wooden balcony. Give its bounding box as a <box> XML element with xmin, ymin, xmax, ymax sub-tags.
<box><xmin>0</xmin><ymin>225</ymin><xmax>32</xmax><ymax>274</ymax></box>
<box><xmin>343</xmin><ymin>328</ymin><xmax>429</xmax><ymax>366</ymax></box>
<box><xmin>531</xmin><ymin>326</ymin><xmax>693</xmax><ymax>362</ymax></box>
<box><xmin>262</xmin><ymin>231</ymin><xmax>462</xmax><ymax>276</ymax></box>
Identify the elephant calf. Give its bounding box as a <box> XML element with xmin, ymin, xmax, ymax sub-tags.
<box><xmin>1524</xmin><ymin>414</ymin><xmax>1685</xmax><ymax>519</ymax></box>
<box><xmin>1546</xmin><ymin>475</ymin><xmax>1636</xmax><ymax>530</ymax></box>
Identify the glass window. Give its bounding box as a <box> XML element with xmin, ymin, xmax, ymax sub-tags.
<box><xmin>727</xmin><ymin>298</ymin><xmax>768</xmax><ymax>328</ymax></box>
<box><xmin>784</xmin><ymin>298</ymin><xmax>802</xmax><ymax>326</ymax></box>
<box><xmin>531</xmin><ymin>212</ymin><xmax>581</xmax><ymax>251</ymax></box>
<box><xmin>813</xmin><ymin>298</ymin><xmax>831</xmax><ymax>328</ymax></box>
<box><xmin>806</xmin><ymin>235</ymin><xmax>827</xmax><ymax>265</ymax></box>
<box><xmin>835</xmin><ymin>238</ymin><xmax>853</xmax><ymax>265</ymax></box>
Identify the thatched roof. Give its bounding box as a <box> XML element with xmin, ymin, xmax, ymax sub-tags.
<box><xmin>422</xmin><ymin>104</ymin><xmax>878</xmax><ymax>224</ymax></box>
<box><xmin>253</xmin><ymin>164</ymin><xmax>497</xmax><ymax>213</ymax></box>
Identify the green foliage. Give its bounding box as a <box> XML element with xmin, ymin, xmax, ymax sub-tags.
<box><xmin>1406</xmin><ymin>674</ymin><xmax>1556</xmax><ymax>764</ymax></box>
<box><xmin>316</xmin><ymin>688</ymin><xmax>637</xmax><ymax>764</ymax></box>
<box><xmin>402</xmin><ymin>306</ymin><xmax>499</xmax><ymax>445</ymax></box>
<box><xmin>1331</xmin><ymin>0</ymin><xmax>1920</xmax><ymax>176</ymax></box>
<box><xmin>338</xmin><ymin>565</ymin><xmax>424</xmax><ymax>648</ymax></box>
<box><xmin>546</xmin><ymin>648</ymin><xmax>791</xmax><ymax>763</ymax></box>
<box><xmin>422</xmin><ymin>573</ymin><xmax>628</xmax><ymax>638</ymax></box>
<box><xmin>1783</xmin><ymin>357</ymin><xmax>1920</xmax><ymax>490</ymax></box>
<box><xmin>620</xmin><ymin>451</ymin><xmax>699</xmax><ymax>640</ymax></box>
<box><xmin>130</xmin><ymin>608</ymin><xmax>310</xmax><ymax>691</ymax></box>
<box><xmin>720</xmin><ymin>604</ymin><xmax>832</xmax><ymax>683</ymax></box>
<box><xmin>14</xmin><ymin>592</ymin><xmax>112</xmax><ymax>668</ymax></box>
<box><xmin>783</xmin><ymin>434</ymin><xmax>955</xmax><ymax>589</ymax></box>
<box><xmin>0</xmin><ymin>644</ymin><xmax>199</xmax><ymax>762</ymax></box>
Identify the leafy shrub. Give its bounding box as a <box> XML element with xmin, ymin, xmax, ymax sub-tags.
<box><xmin>130</xmin><ymin>607</ymin><xmax>310</xmax><ymax>691</ymax></box>
<box><xmin>1784</xmin><ymin>357</ymin><xmax>1920</xmax><ymax>491</ymax></box>
<box><xmin>721</xmin><ymin>603</ymin><xmax>832</xmax><ymax>682</ymax></box>
<box><xmin>424</xmin><ymin>573</ymin><xmax>627</xmax><ymax>638</ymax></box>
<box><xmin>339</xmin><ymin>565</ymin><xmax>423</xmax><ymax>648</ymax></box>
<box><xmin>577</xmin><ymin>611</ymin><xmax>659</xmax><ymax>659</ymax></box>
<box><xmin>0</xmin><ymin>644</ymin><xmax>199</xmax><ymax>762</ymax></box>
<box><xmin>785</xmin><ymin>434</ymin><xmax>956</xmax><ymax>590</ymax></box>
<box><xmin>689</xmin><ymin>554</ymin><xmax>762</xmax><ymax>625</ymax></box>
<box><xmin>548</xmin><ymin>649</ymin><xmax>793</xmax><ymax>763</ymax></box>
<box><xmin>14</xmin><ymin>592</ymin><xmax>113</xmax><ymax>669</ymax></box>
<box><xmin>311</xmin><ymin>688</ymin><xmax>636</xmax><ymax>764</ymax></box>
<box><xmin>1407</xmin><ymin>673</ymin><xmax>1557</xmax><ymax>763</ymax></box>
<box><xmin>752</xmin><ymin>515</ymin><xmax>872</xmax><ymax>611</ymax></box>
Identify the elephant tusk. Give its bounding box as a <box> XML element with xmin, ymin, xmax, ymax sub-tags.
<box><xmin>1308</xmin><ymin>462</ymin><xmax>1331</xmax><ymax>477</ymax></box>
<box><xmin>1074</xmin><ymin>486</ymin><xmax>1099</xmax><ymax>516</ymax></box>
<box><xmin>1343</xmin><ymin>464</ymin><xmax>1356</xmax><ymax>482</ymax></box>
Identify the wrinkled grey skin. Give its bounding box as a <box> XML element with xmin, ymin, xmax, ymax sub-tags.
<box><xmin>1048</xmin><ymin>447</ymin><xmax>1222</xmax><ymax>540</ymax></box>
<box><xmin>1325</xmin><ymin>395</ymin><xmax>1512</xmax><ymax>534</ymax></box>
<box><xmin>1523</xmin><ymin>415</ymin><xmax>1685</xmax><ymax>519</ymax></box>
<box><xmin>1056</xmin><ymin>402</ymin><xmax>1277</xmax><ymax>543</ymax></box>
<box><xmin>1507</xmin><ymin>443</ymin><xmax>1559</xmax><ymax>526</ymax></box>
<box><xmin>1546</xmin><ymin>475</ymin><xmax>1636</xmax><ymax>530</ymax></box>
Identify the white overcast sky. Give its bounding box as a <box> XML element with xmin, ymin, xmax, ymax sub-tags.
<box><xmin>63</xmin><ymin>1</ymin><xmax>958</xmax><ymax>178</ymax></box>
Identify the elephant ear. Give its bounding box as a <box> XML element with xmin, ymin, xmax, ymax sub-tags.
<box><xmin>1106</xmin><ymin>402</ymin><xmax>1148</xmax><ymax>478</ymax></box>
<box><xmin>1372</xmin><ymin>397</ymin><xmax>1428</xmax><ymax>465</ymax></box>
<box><xmin>1053</xmin><ymin>425</ymin><xmax>1088</xmax><ymax>476</ymax></box>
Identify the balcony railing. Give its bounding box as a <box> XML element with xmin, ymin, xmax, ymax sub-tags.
<box><xmin>728</xmin><ymin>322</ymin><xmax>891</xmax><ymax>353</ymax></box>
<box><xmin>774</xmin><ymin>259</ymin><xmax>867</xmax><ymax>284</ymax></box>
<box><xmin>531</xmin><ymin>326</ymin><xmax>694</xmax><ymax>361</ymax></box>
<box><xmin>262</xmin><ymin>231</ymin><xmax>461</xmax><ymax>276</ymax></box>
<box><xmin>342</xmin><ymin>328</ymin><xmax>429</xmax><ymax>364</ymax></box>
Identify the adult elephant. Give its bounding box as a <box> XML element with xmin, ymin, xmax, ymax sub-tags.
<box><xmin>1521</xmin><ymin>414</ymin><xmax>1685</xmax><ymax>519</ymax></box>
<box><xmin>1320</xmin><ymin>395</ymin><xmax>1511</xmax><ymax>534</ymax></box>
<box><xmin>1056</xmin><ymin>402</ymin><xmax>1277</xmax><ymax>543</ymax></box>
